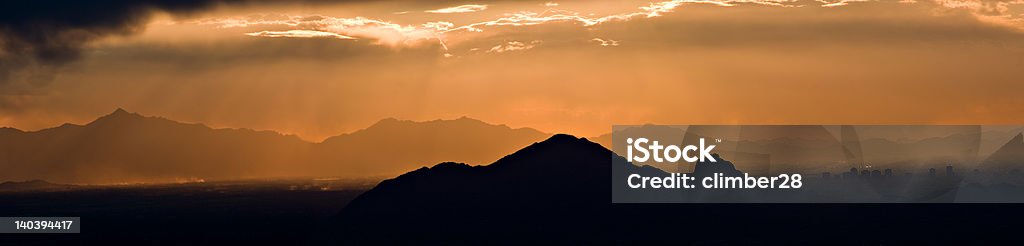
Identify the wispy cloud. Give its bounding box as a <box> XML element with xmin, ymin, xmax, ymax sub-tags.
<box><xmin>487</xmin><ymin>40</ymin><xmax>542</xmax><ymax>53</ymax></box>
<box><xmin>590</xmin><ymin>38</ymin><xmax>620</xmax><ymax>47</ymax></box>
<box><xmin>245</xmin><ymin>30</ymin><xmax>355</xmax><ymax>39</ymax></box>
<box><xmin>817</xmin><ymin>0</ymin><xmax>872</xmax><ymax>7</ymax></box>
<box><xmin>425</xmin><ymin>4</ymin><xmax>488</xmax><ymax>14</ymax></box>
<box><xmin>199</xmin><ymin>15</ymin><xmax>453</xmax><ymax>47</ymax></box>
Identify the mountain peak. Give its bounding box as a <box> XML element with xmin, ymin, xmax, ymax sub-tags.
<box><xmin>81</xmin><ymin>108</ymin><xmax>207</xmax><ymax>134</ymax></box>
<box><xmin>104</xmin><ymin>107</ymin><xmax>141</xmax><ymax>118</ymax></box>
<box><xmin>375</xmin><ymin>117</ymin><xmax>400</xmax><ymax>124</ymax></box>
<box><xmin>91</xmin><ymin>107</ymin><xmax>145</xmax><ymax>124</ymax></box>
<box><xmin>488</xmin><ymin>133</ymin><xmax>609</xmax><ymax>170</ymax></box>
<box><xmin>544</xmin><ymin>133</ymin><xmax>585</xmax><ymax>143</ymax></box>
<box><xmin>523</xmin><ymin>134</ymin><xmax>602</xmax><ymax>151</ymax></box>
<box><xmin>451</xmin><ymin>116</ymin><xmax>484</xmax><ymax>123</ymax></box>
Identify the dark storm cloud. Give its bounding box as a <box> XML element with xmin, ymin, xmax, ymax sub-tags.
<box><xmin>0</xmin><ymin>1</ymin><xmax>224</xmax><ymax>87</ymax></box>
<box><xmin>0</xmin><ymin>0</ymin><xmax>400</xmax><ymax>89</ymax></box>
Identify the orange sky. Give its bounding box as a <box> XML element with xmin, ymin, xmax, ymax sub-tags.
<box><xmin>2</xmin><ymin>0</ymin><xmax>1024</xmax><ymax>141</ymax></box>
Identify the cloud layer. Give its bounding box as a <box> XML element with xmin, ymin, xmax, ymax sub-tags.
<box><xmin>203</xmin><ymin>0</ymin><xmax>1024</xmax><ymax>56</ymax></box>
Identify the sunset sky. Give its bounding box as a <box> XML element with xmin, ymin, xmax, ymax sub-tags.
<box><xmin>2</xmin><ymin>0</ymin><xmax>1024</xmax><ymax>141</ymax></box>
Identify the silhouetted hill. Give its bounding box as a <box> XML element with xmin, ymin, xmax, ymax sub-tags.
<box><xmin>0</xmin><ymin>109</ymin><xmax>549</xmax><ymax>184</ymax></box>
<box><xmin>334</xmin><ymin>134</ymin><xmax>622</xmax><ymax>242</ymax></box>
<box><xmin>342</xmin><ymin>134</ymin><xmax>615</xmax><ymax>208</ymax></box>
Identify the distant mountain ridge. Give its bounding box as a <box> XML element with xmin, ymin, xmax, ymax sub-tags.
<box><xmin>0</xmin><ymin>109</ymin><xmax>549</xmax><ymax>184</ymax></box>
<box><xmin>314</xmin><ymin>116</ymin><xmax>551</xmax><ymax>177</ymax></box>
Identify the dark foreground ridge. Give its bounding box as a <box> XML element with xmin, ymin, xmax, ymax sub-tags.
<box><xmin>326</xmin><ymin>134</ymin><xmax>1024</xmax><ymax>244</ymax></box>
<box><xmin>331</xmin><ymin>134</ymin><xmax>616</xmax><ymax>243</ymax></box>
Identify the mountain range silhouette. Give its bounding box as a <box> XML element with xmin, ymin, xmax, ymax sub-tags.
<box><xmin>0</xmin><ymin>108</ymin><xmax>548</xmax><ymax>184</ymax></box>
